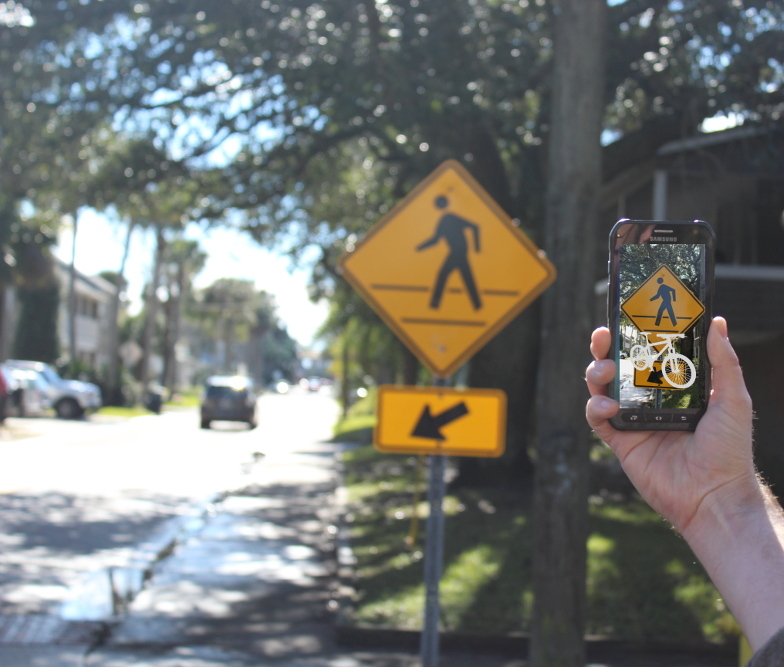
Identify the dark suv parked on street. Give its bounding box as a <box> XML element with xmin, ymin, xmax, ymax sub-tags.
<box><xmin>200</xmin><ymin>376</ymin><xmax>258</xmax><ymax>430</ymax></box>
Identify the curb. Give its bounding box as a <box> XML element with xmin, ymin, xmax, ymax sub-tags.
<box><xmin>336</xmin><ymin>625</ymin><xmax>737</xmax><ymax>664</ymax></box>
<box><xmin>331</xmin><ymin>449</ymin><xmax>361</xmax><ymax>630</ymax></box>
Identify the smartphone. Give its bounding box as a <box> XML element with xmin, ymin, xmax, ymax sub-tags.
<box><xmin>607</xmin><ymin>219</ymin><xmax>715</xmax><ymax>430</ymax></box>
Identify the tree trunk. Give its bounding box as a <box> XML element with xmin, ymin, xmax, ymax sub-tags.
<box><xmin>161</xmin><ymin>288</ymin><xmax>174</xmax><ymax>390</ymax></box>
<box><xmin>168</xmin><ymin>267</ymin><xmax>184</xmax><ymax>390</ymax></box>
<box><xmin>458</xmin><ymin>307</ymin><xmax>540</xmax><ymax>488</ymax></box>
<box><xmin>463</xmin><ymin>129</ymin><xmax>540</xmax><ymax>487</ymax></box>
<box><xmin>401</xmin><ymin>345</ymin><xmax>418</xmax><ymax>385</ymax></box>
<box><xmin>224</xmin><ymin>317</ymin><xmax>234</xmax><ymax>374</ymax></box>
<box><xmin>68</xmin><ymin>214</ymin><xmax>78</xmax><ymax>366</ymax></box>
<box><xmin>530</xmin><ymin>1</ymin><xmax>606</xmax><ymax>666</ymax></box>
<box><xmin>140</xmin><ymin>226</ymin><xmax>165</xmax><ymax>392</ymax></box>
<box><xmin>0</xmin><ymin>287</ymin><xmax>7</xmax><ymax>361</ymax></box>
<box><xmin>341</xmin><ymin>337</ymin><xmax>351</xmax><ymax>419</ymax></box>
<box><xmin>106</xmin><ymin>218</ymin><xmax>135</xmax><ymax>404</ymax></box>
<box><xmin>253</xmin><ymin>329</ymin><xmax>265</xmax><ymax>385</ymax></box>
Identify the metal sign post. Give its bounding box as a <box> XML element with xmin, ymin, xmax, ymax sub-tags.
<box><xmin>421</xmin><ymin>452</ymin><xmax>446</xmax><ymax>667</ymax></box>
<box><xmin>420</xmin><ymin>376</ymin><xmax>449</xmax><ymax>667</ymax></box>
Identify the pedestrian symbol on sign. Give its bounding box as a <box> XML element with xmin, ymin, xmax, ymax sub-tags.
<box><xmin>416</xmin><ymin>195</ymin><xmax>482</xmax><ymax>311</ymax></box>
<box><xmin>651</xmin><ymin>276</ymin><xmax>677</xmax><ymax>327</ymax></box>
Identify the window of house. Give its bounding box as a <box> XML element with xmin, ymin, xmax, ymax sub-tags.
<box><xmin>76</xmin><ymin>296</ymin><xmax>99</xmax><ymax>319</ymax></box>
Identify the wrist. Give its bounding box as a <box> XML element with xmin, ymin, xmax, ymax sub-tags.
<box><xmin>682</xmin><ymin>474</ymin><xmax>784</xmax><ymax>650</ymax></box>
<box><xmin>680</xmin><ymin>470</ymin><xmax>768</xmax><ymax>545</ymax></box>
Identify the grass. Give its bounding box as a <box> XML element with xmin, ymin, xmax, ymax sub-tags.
<box><xmin>96</xmin><ymin>390</ymin><xmax>201</xmax><ymax>419</ymax></box>
<box><xmin>96</xmin><ymin>405</ymin><xmax>155</xmax><ymax>418</ymax></box>
<box><xmin>333</xmin><ymin>414</ymin><xmax>376</xmax><ymax>443</ymax></box>
<box><xmin>332</xmin><ymin>388</ymin><xmax>378</xmax><ymax>444</ymax></box>
<box><xmin>166</xmin><ymin>391</ymin><xmax>201</xmax><ymax>408</ymax></box>
<box><xmin>341</xmin><ymin>444</ymin><xmax>740</xmax><ymax>644</ymax></box>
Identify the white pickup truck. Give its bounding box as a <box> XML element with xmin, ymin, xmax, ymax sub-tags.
<box><xmin>4</xmin><ymin>360</ymin><xmax>102</xmax><ymax>419</ymax></box>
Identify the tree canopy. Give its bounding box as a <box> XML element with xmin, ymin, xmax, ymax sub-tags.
<box><xmin>3</xmin><ymin>1</ymin><xmax>782</xmax><ymax>285</ymax></box>
<box><xmin>2</xmin><ymin>0</ymin><xmax>783</xmax><ymax>441</ymax></box>
<box><xmin>3</xmin><ymin>2</ymin><xmax>783</xmax><ymax>662</ymax></box>
<box><xmin>8</xmin><ymin>1</ymin><xmax>782</xmax><ymax>250</ymax></box>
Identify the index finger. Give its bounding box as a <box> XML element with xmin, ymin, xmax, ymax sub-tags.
<box><xmin>586</xmin><ymin>327</ymin><xmax>615</xmax><ymax>399</ymax></box>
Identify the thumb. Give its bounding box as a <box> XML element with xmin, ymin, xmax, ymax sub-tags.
<box><xmin>706</xmin><ymin>317</ymin><xmax>752</xmax><ymax>421</ymax></box>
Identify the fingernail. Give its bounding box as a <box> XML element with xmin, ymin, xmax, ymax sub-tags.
<box><xmin>713</xmin><ymin>316</ymin><xmax>729</xmax><ymax>339</ymax></box>
<box><xmin>596</xmin><ymin>396</ymin><xmax>615</xmax><ymax>410</ymax></box>
<box><xmin>588</xmin><ymin>360</ymin><xmax>609</xmax><ymax>378</ymax></box>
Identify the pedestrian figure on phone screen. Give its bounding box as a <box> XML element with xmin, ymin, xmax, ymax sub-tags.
<box><xmin>416</xmin><ymin>195</ymin><xmax>482</xmax><ymax>310</ymax></box>
<box><xmin>651</xmin><ymin>276</ymin><xmax>677</xmax><ymax>327</ymax></box>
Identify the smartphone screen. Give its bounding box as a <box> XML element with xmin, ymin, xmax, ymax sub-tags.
<box><xmin>608</xmin><ymin>220</ymin><xmax>715</xmax><ymax>430</ymax></box>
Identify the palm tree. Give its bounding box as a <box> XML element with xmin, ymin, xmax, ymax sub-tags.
<box><xmin>196</xmin><ymin>278</ymin><xmax>259</xmax><ymax>375</ymax></box>
<box><xmin>160</xmin><ymin>237</ymin><xmax>206</xmax><ymax>391</ymax></box>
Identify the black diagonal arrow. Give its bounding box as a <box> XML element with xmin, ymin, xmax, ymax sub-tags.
<box><xmin>411</xmin><ymin>402</ymin><xmax>470</xmax><ymax>441</ymax></box>
<box><xmin>647</xmin><ymin>368</ymin><xmax>664</xmax><ymax>385</ymax></box>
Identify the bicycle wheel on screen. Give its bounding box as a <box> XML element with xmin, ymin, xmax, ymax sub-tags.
<box><xmin>630</xmin><ymin>345</ymin><xmax>649</xmax><ymax>370</ymax></box>
<box><xmin>662</xmin><ymin>353</ymin><xmax>696</xmax><ymax>389</ymax></box>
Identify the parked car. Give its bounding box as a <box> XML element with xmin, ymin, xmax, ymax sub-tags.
<box><xmin>3</xmin><ymin>360</ymin><xmax>102</xmax><ymax>419</ymax></box>
<box><xmin>0</xmin><ymin>365</ymin><xmax>16</xmax><ymax>422</ymax></box>
<box><xmin>200</xmin><ymin>376</ymin><xmax>257</xmax><ymax>430</ymax></box>
<box><xmin>3</xmin><ymin>367</ymin><xmax>52</xmax><ymax>417</ymax></box>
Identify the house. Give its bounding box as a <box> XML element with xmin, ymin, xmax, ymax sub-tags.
<box><xmin>597</xmin><ymin>121</ymin><xmax>784</xmax><ymax>489</ymax></box>
<box><xmin>54</xmin><ymin>258</ymin><xmax>117</xmax><ymax>370</ymax></box>
<box><xmin>0</xmin><ymin>258</ymin><xmax>116</xmax><ymax>370</ymax></box>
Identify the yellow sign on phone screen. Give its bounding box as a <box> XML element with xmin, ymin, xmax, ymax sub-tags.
<box><xmin>621</xmin><ymin>264</ymin><xmax>705</xmax><ymax>336</ymax></box>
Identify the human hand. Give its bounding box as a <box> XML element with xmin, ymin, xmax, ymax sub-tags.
<box><xmin>585</xmin><ymin>316</ymin><xmax>757</xmax><ymax>536</ymax></box>
<box><xmin>589</xmin><ymin>317</ymin><xmax>784</xmax><ymax>652</ymax></box>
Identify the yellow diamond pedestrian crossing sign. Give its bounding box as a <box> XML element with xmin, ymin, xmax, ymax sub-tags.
<box><xmin>621</xmin><ymin>264</ymin><xmax>705</xmax><ymax>336</ymax></box>
<box><xmin>338</xmin><ymin>160</ymin><xmax>556</xmax><ymax>377</ymax></box>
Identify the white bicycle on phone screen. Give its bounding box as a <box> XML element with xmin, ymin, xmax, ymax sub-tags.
<box><xmin>629</xmin><ymin>332</ymin><xmax>697</xmax><ymax>389</ymax></box>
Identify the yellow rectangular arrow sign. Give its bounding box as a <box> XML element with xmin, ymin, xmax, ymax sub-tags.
<box><xmin>375</xmin><ymin>385</ymin><xmax>507</xmax><ymax>457</ymax></box>
<box><xmin>633</xmin><ymin>360</ymin><xmax>686</xmax><ymax>390</ymax></box>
